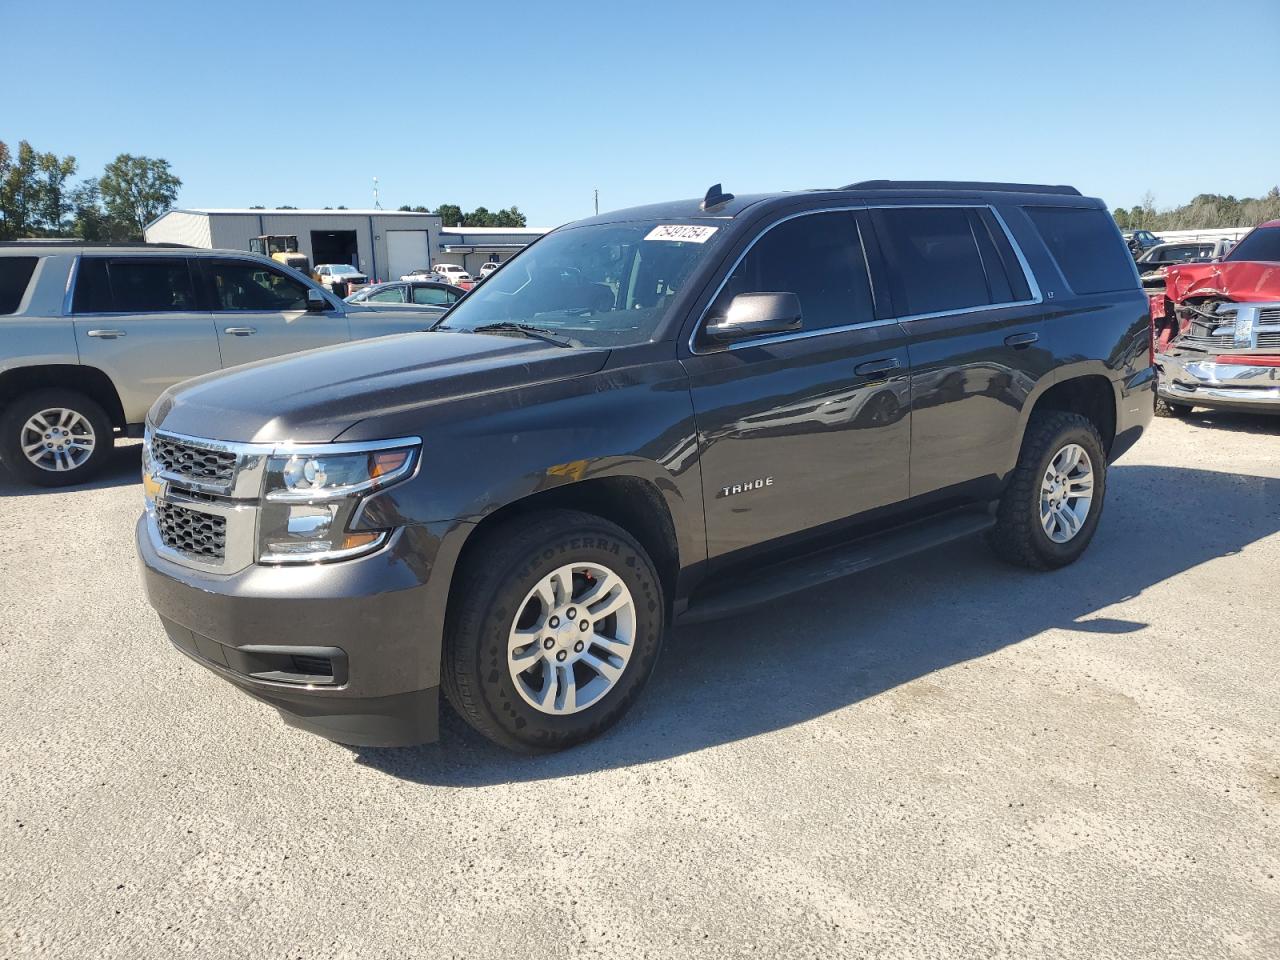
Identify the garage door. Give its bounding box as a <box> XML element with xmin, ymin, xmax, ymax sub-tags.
<box><xmin>386</xmin><ymin>230</ymin><xmax>431</xmax><ymax>280</ymax></box>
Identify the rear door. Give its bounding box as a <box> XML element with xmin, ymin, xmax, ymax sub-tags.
<box><xmin>71</xmin><ymin>256</ymin><xmax>222</xmax><ymax>422</ymax></box>
<box><xmin>683</xmin><ymin>209</ymin><xmax>912</xmax><ymax>567</ymax></box>
<box><xmin>866</xmin><ymin>205</ymin><xmax>1050</xmax><ymax>500</ymax></box>
<box><xmin>199</xmin><ymin>257</ymin><xmax>350</xmax><ymax>367</ymax></box>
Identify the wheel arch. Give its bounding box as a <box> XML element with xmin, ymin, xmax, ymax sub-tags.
<box><xmin>451</xmin><ymin>474</ymin><xmax>682</xmax><ymax>616</ymax></box>
<box><xmin>0</xmin><ymin>364</ymin><xmax>127</xmax><ymax>430</ymax></box>
<box><xmin>1029</xmin><ymin>374</ymin><xmax>1117</xmax><ymax>455</ymax></box>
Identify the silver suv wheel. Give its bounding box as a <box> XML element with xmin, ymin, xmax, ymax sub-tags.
<box><xmin>507</xmin><ymin>561</ymin><xmax>636</xmax><ymax>715</ymax></box>
<box><xmin>20</xmin><ymin>407</ymin><xmax>97</xmax><ymax>473</ymax></box>
<box><xmin>1039</xmin><ymin>443</ymin><xmax>1094</xmax><ymax>543</ymax></box>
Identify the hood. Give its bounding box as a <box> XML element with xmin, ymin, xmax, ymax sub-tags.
<box><xmin>1165</xmin><ymin>260</ymin><xmax>1280</xmax><ymax>303</ymax></box>
<box><xmin>150</xmin><ymin>332</ymin><xmax>609</xmax><ymax>442</ymax></box>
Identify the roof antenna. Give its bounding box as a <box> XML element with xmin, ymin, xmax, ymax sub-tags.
<box><xmin>701</xmin><ymin>183</ymin><xmax>735</xmax><ymax>211</ymax></box>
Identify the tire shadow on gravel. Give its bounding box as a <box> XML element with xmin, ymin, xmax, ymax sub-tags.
<box><xmin>0</xmin><ymin>441</ymin><xmax>141</xmax><ymax>497</ymax></box>
<box><xmin>351</xmin><ymin>462</ymin><xmax>1280</xmax><ymax>785</ymax></box>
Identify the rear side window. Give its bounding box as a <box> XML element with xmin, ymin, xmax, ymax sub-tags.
<box><xmin>713</xmin><ymin>210</ymin><xmax>874</xmax><ymax>332</ymax></box>
<box><xmin>1025</xmin><ymin>207</ymin><xmax>1136</xmax><ymax>294</ymax></box>
<box><xmin>870</xmin><ymin>208</ymin><xmax>993</xmax><ymax>316</ymax></box>
<box><xmin>412</xmin><ymin>285</ymin><xmax>455</xmax><ymax>305</ymax></box>
<box><xmin>0</xmin><ymin>257</ymin><xmax>38</xmax><ymax>314</ymax></box>
<box><xmin>72</xmin><ymin>257</ymin><xmax>198</xmax><ymax>313</ymax></box>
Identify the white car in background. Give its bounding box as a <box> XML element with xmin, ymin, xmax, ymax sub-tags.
<box><xmin>314</xmin><ymin>263</ymin><xmax>368</xmax><ymax>293</ymax></box>
<box><xmin>432</xmin><ymin>263</ymin><xmax>473</xmax><ymax>285</ymax></box>
<box><xmin>478</xmin><ymin>261</ymin><xmax>502</xmax><ymax>279</ymax></box>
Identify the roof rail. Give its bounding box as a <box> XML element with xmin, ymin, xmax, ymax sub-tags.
<box><xmin>841</xmin><ymin>180</ymin><xmax>1082</xmax><ymax>197</ymax></box>
<box><xmin>0</xmin><ymin>239</ymin><xmax>192</xmax><ymax>248</ymax></box>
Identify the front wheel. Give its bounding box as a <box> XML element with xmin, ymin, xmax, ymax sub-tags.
<box><xmin>1154</xmin><ymin>394</ymin><xmax>1194</xmax><ymax>418</ymax></box>
<box><xmin>442</xmin><ymin>509</ymin><xmax>666</xmax><ymax>753</ymax></box>
<box><xmin>988</xmin><ymin>411</ymin><xmax>1107</xmax><ymax>570</ymax></box>
<box><xmin>0</xmin><ymin>389</ymin><xmax>115</xmax><ymax>487</ymax></box>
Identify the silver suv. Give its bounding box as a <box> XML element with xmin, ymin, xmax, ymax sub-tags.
<box><xmin>0</xmin><ymin>242</ymin><xmax>447</xmax><ymax>486</ymax></box>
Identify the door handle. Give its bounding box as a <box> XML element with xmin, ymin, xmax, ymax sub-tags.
<box><xmin>86</xmin><ymin>329</ymin><xmax>126</xmax><ymax>339</ymax></box>
<box><xmin>1004</xmin><ymin>331</ymin><xmax>1039</xmax><ymax>348</ymax></box>
<box><xmin>854</xmin><ymin>357</ymin><xmax>902</xmax><ymax>378</ymax></box>
<box><xmin>224</xmin><ymin>326</ymin><xmax>257</xmax><ymax>336</ymax></box>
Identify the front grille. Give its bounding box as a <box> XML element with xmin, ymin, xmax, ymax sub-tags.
<box><xmin>1179</xmin><ymin>334</ymin><xmax>1235</xmax><ymax>350</ymax></box>
<box><xmin>156</xmin><ymin>501</ymin><xmax>226</xmax><ymax>561</ymax></box>
<box><xmin>1259</xmin><ymin>307</ymin><xmax>1280</xmax><ymax>323</ymax></box>
<box><xmin>1258</xmin><ymin>331</ymin><xmax>1280</xmax><ymax>349</ymax></box>
<box><xmin>151</xmin><ymin>435</ymin><xmax>237</xmax><ymax>485</ymax></box>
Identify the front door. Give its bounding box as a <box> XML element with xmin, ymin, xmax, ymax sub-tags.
<box><xmin>865</xmin><ymin>205</ymin><xmax>1053</xmax><ymax>499</ymax></box>
<box><xmin>682</xmin><ymin>209</ymin><xmax>912</xmax><ymax>568</ymax></box>
<box><xmin>70</xmin><ymin>256</ymin><xmax>222</xmax><ymax>423</ymax></box>
<box><xmin>199</xmin><ymin>258</ymin><xmax>350</xmax><ymax>367</ymax></box>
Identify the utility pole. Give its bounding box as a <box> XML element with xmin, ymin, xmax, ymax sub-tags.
<box><xmin>372</xmin><ymin>177</ymin><xmax>381</xmax><ymax>210</ymax></box>
<box><xmin>594</xmin><ymin>189</ymin><xmax>599</xmax><ymax>216</ymax></box>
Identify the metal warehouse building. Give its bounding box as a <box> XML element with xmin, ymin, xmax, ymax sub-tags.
<box><xmin>436</xmin><ymin>226</ymin><xmax>550</xmax><ymax>276</ymax></box>
<box><xmin>146</xmin><ymin>209</ymin><xmax>550</xmax><ymax>282</ymax></box>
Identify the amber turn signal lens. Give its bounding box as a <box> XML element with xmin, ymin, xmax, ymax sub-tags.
<box><xmin>341</xmin><ymin>532</ymin><xmax>381</xmax><ymax>550</ymax></box>
<box><xmin>369</xmin><ymin>450</ymin><xmax>410</xmax><ymax>479</ymax></box>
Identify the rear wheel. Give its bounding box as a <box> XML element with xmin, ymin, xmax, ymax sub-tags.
<box><xmin>0</xmin><ymin>389</ymin><xmax>115</xmax><ymax>487</ymax></box>
<box><xmin>442</xmin><ymin>509</ymin><xmax>665</xmax><ymax>753</ymax></box>
<box><xmin>988</xmin><ymin>411</ymin><xmax>1107</xmax><ymax>570</ymax></box>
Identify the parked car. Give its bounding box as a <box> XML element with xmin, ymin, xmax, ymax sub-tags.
<box><xmin>431</xmin><ymin>263</ymin><xmax>473</xmax><ymax>285</ymax></box>
<box><xmin>1151</xmin><ymin>220</ymin><xmax>1280</xmax><ymax>417</ymax></box>
<box><xmin>137</xmin><ymin>180</ymin><xmax>1153</xmax><ymax>753</ymax></box>
<box><xmin>398</xmin><ymin>268</ymin><xmax>434</xmax><ymax>281</ymax></box>
<box><xmin>346</xmin><ymin>280</ymin><xmax>467</xmax><ymax>308</ymax></box>
<box><xmin>314</xmin><ymin>263</ymin><xmax>368</xmax><ymax>295</ymax></box>
<box><xmin>478</xmin><ymin>261</ymin><xmax>502</xmax><ymax>279</ymax></box>
<box><xmin>1124</xmin><ymin>229</ymin><xmax>1161</xmax><ymax>257</ymax></box>
<box><xmin>1136</xmin><ymin>239</ymin><xmax>1234</xmax><ymax>289</ymax></box>
<box><xmin>0</xmin><ymin>243</ymin><xmax>446</xmax><ymax>486</ymax></box>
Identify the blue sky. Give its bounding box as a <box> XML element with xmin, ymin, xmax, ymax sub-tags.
<box><xmin>6</xmin><ymin>0</ymin><xmax>1278</xmax><ymax>226</ymax></box>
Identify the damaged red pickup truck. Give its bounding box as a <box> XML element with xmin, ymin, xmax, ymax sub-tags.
<box><xmin>1151</xmin><ymin>220</ymin><xmax>1280</xmax><ymax>417</ymax></box>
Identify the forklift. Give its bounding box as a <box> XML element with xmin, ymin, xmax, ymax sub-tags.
<box><xmin>248</xmin><ymin>235</ymin><xmax>311</xmax><ymax>275</ymax></box>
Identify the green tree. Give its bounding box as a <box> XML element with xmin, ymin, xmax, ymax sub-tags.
<box><xmin>465</xmin><ymin>205</ymin><xmax>494</xmax><ymax>227</ymax></box>
<box><xmin>1111</xmin><ymin>207</ymin><xmax>1130</xmax><ymax>230</ymax></box>
<box><xmin>98</xmin><ymin>153</ymin><xmax>182</xmax><ymax>238</ymax></box>
<box><xmin>69</xmin><ymin>178</ymin><xmax>112</xmax><ymax>241</ymax></box>
<box><xmin>433</xmin><ymin>203</ymin><xmax>463</xmax><ymax>226</ymax></box>
<box><xmin>491</xmin><ymin>205</ymin><xmax>527</xmax><ymax>228</ymax></box>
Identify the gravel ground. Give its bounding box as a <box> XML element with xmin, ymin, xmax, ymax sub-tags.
<box><xmin>2</xmin><ymin>413</ymin><xmax>1278</xmax><ymax>959</ymax></box>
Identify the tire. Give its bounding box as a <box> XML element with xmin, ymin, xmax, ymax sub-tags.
<box><xmin>988</xmin><ymin>411</ymin><xmax>1107</xmax><ymax>571</ymax></box>
<box><xmin>442</xmin><ymin>509</ymin><xmax>666</xmax><ymax>753</ymax></box>
<box><xmin>1154</xmin><ymin>394</ymin><xmax>1194</xmax><ymax>418</ymax></box>
<box><xmin>0</xmin><ymin>389</ymin><xmax>115</xmax><ymax>487</ymax></box>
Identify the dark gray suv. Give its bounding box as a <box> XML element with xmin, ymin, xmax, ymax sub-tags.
<box><xmin>138</xmin><ymin>181</ymin><xmax>1154</xmax><ymax>753</ymax></box>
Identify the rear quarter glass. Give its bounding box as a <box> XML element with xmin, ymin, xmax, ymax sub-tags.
<box><xmin>0</xmin><ymin>256</ymin><xmax>39</xmax><ymax>314</ymax></box>
<box><xmin>1024</xmin><ymin>206</ymin><xmax>1136</xmax><ymax>295</ymax></box>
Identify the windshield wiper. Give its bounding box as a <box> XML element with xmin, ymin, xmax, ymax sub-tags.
<box><xmin>470</xmin><ymin>322</ymin><xmax>577</xmax><ymax>348</ymax></box>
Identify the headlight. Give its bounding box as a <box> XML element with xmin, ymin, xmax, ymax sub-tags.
<box><xmin>257</xmin><ymin>444</ymin><xmax>418</xmax><ymax>564</ymax></box>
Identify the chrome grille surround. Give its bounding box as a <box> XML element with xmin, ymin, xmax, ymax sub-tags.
<box><xmin>1176</xmin><ymin>302</ymin><xmax>1280</xmax><ymax>355</ymax></box>
<box><xmin>150</xmin><ymin>435</ymin><xmax>237</xmax><ymax>487</ymax></box>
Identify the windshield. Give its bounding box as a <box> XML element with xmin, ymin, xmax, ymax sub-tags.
<box><xmin>437</xmin><ymin>219</ymin><xmax>724</xmax><ymax>347</ymax></box>
<box><xmin>1225</xmin><ymin>226</ymin><xmax>1280</xmax><ymax>263</ymax></box>
<box><xmin>330</xmin><ymin>265</ymin><xmax>363</xmax><ymax>276</ymax></box>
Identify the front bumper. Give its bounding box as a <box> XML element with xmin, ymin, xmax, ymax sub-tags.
<box><xmin>1158</xmin><ymin>353</ymin><xmax>1280</xmax><ymax>412</ymax></box>
<box><xmin>138</xmin><ymin>516</ymin><xmax>474</xmax><ymax>746</ymax></box>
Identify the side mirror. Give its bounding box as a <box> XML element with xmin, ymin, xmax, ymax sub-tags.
<box><xmin>306</xmin><ymin>289</ymin><xmax>329</xmax><ymax>313</ymax></box>
<box><xmin>704</xmin><ymin>292</ymin><xmax>803</xmax><ymax>343</ymax></box>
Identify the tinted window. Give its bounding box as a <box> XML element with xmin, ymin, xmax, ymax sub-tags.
<box><xmin>976</xmin><ymin>209</ymin><xmax>1032</xmax><ymax>302</ymax></box>
<box><xmin>0</xmin><ymin>257</ymin><xmax>38</xmax><ymax>314</ymax></box>
<box><xmin>1025</xmin><ymin>206</ymin><xmax>1136</xmax><ymax>294</ymax></box>
<box><xmin>72</xmin><ymin>258</ymin><xmax>113</xmax><ymax>312</ymax></box>
<box><xmin>870</xmin><ymin>208</ymin><xmax>991</xmax><ymax>315</ymax></box>
<box><xmin>412</xmin><ymin>285</ymin><xmax>454</xmax><ymax>305</ymax></box>
<box><xmin>713</xmin><ymin>210</ymin><xmax>873</xmax><ymax>332</ymax></box>
<box><xmin>367</xmin><ymin>286</ymin><xmax>408</xmax><ymax>303</ymax></box>
<box><xmin>1225</xmin><ymin>226</ymin><xmax>1280</xmax><ymax>263</ymax></box>
<box><xmin>72</xmin><ymin>257</ymin><xmax>196</xmax><ymax>313</ymax></box>
<box><xmin>207</xmin><ymin>260</ymin><xmax>309</xmax><ymax>311</ymax></box>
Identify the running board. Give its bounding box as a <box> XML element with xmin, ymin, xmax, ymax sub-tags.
<box><xmin>678</xmin><ymin>510</ymin><xmax>996</xmax><ymax>625</ymax></box>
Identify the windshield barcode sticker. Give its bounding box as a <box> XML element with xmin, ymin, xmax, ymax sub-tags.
<box><xmin>645</xmin><ymin>224</ymin><xmax>718</xmax><ymax>243</ymax></box>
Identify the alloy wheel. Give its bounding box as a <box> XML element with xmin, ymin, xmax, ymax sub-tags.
<box><xmin>507</xmin><ymin>562</ymin><xmax>636</xmax><ymax>715</ymax></box>
<box><xmin>1039</xmin><ymin>443</ymin><xmax>1094</xmax><ymax>543</ymax></box>
<box><xmin>20</xmin><ymin>408</ymin><xmax>96</xmax><ymax>473</ymax></box>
